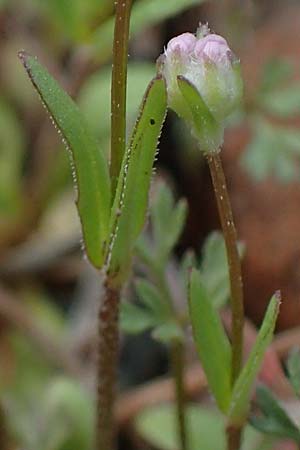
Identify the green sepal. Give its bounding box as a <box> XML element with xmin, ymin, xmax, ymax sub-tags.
<box><xmin>176</xmin><ymin>75</ymin><xmax>224</xmax><ymax>153</ymax></box>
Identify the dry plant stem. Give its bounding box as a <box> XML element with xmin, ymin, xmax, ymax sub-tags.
<box><xmin>206</xmin><ymin>151</ymin><xmax>244</xmax><ymax>385</ymax></box>
<box><xmin>110</xmin><ymin>0</ymin><xmax>132</xmax><ymax>194</ymax></box>
<box><xmin>97</xmin><ymin>279</ymin><xmax>120</xmax><ymax>450</ymax></box>
<box><xmin>170</xmin><ymin>340</ymin><xmax>188</xmax><ymax>450</ymax></box>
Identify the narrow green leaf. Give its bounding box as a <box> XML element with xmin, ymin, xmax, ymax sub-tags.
<box><xmin>251</xmin><ymin>385</ymin><xmax>300</xmax><ymax>443</ymax></box>
<box><xmin>177</xmin><ymin>75</ymin><xmax>224</xmax><ymax>153</ymax></box>
<box><xmin>188</xmin><ymin>268</ymin><xmax>232</xmax><ymax>412</ymax></box>
<box><xmin>229</xmin><ymin>293</ymin><xmax>280</xmax><ymax>424</ymax></box>
<box><xmin>107</xmin><ymin>76</ymin><xmax>167</xmax><ymax>281</ymax></box>
<box><xmin>19</xmin><ymin>52</ymin><xmax>111</xmax><ymax>268</ymax></box>
<box><xmin>287</xmin><ymin>347</ymin><xmax>300</xmax><ymax>396</ymax></box>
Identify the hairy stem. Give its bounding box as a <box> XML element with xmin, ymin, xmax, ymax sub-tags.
<box><xmin>96</xmin><ymin>279</ymin><xmax>120</xmax><ymax>450</ymax></box>
<box><xmin>96</xmin><ymin>2</ymin><xmax>132</xmax><ymax>448</ymax></box>
<box><xmin>226</xmin><ymin>424</ymin><xmax>242</xmax><ymax>450</ymax></box>
<box><xmin>170</xmin><ymin>340</ymin><xmax>188</xmax><ymax>450</ymax></box>
<box><xmin>110</xmin><ymin>0</ymin><xmax>132</xmax><ymax>195</ymax></box>
<box><xmin>206</xmin><ymin>151</ymin><xmax>244</xmax><ymax>384</ymax></box>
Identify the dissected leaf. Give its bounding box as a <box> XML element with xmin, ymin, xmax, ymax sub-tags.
<box><xmin>259</xmin><ymin>58</ymin><xmax>293</xmax><ymax>93</ymax></box>
<box><xmin>152</xmin><ymin>182</ymin><xmax>188</xmax><ymax>262</ymax></box>
<box><xmin>19</xmin><ymin>52</ymin><xmax>111</xmax><ymax>268</ymax></box>
<box><xmin>135</xmin><ymin>279</ymin><xmax>170</xmax><ymax>320</ymax></box>
<box><xmin>242</xmin><ymin>118</ymin><xmax>300</xmax><ymax>182</ymax></box>
<box><xmin>188</xmin><ymin>269</ymin><xmax>232</xmax><ymax>412</ymax></box>
<box><xmin>107</xmin><ymin>76</ymin><xmax>167</xmax><ymax>281</ymax></box>
<box><xmin>229</xmin><ymin>293</ymin><xmax>280</xmax><ymax>424</ymax></box>
<box><xmin>287</xmin><ymin>347</ymin><xmax>300</xmax><ymax>396</ymax></box>
<box><xmin>260</xmin><ymin>83</ymin><xmax>300</xmax><ymax>118</ymax></box>
<box><xmin>200</xmin><ymin>231</ymin><xmax>244</xmax><ymax>309</ymax></box>
<box><xmin>251</xmin><ymin>385</ymin><xmax>300</xmax><ymax>443</ymax></box>
<box><xmin>152</xmin><ymin>321</ymin><xmax>184</xmax><ymax>343</ymax></box>
<box><xmin>120</xmin><ymin>302</ymin><xmax>157</xmax><ymax>334</ymax></box>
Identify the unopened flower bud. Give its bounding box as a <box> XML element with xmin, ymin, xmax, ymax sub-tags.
<box><xmin>158</xmin><ymin>25</ymin><xmax>243</xmax><ymax>152</ymax></box>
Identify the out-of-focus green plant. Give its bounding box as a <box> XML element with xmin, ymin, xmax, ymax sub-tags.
<box><xmin>251</xmin><ymin>348</ymin><xmax>300</xmax><ymax>446</ymax></box>
<box><xmin>242</xmin><ymin>57</ymin><xmax>300</xmax><ymax>182</ymax></box>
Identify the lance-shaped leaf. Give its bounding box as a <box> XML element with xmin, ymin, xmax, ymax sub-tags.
<box><xmin>106</xmin><ymin>76</ymin><xmax>167</xmax><ymax>281</ymax></box>
<box><xmin>229</xmin><ymin>293</ymin><xmax>280</xmax><ymax>424</ymax></box>
<box><xmin>19</xmin><ymin>52</ymin><xmax>111</xmax><ymax>268</ymax></box>
<box><xmin>188</xmin><ymin>268</ymin><xmax>232</xmax><ymax>412</ymax></box>
<box><xmin>177</xmin><ymin>75</ymin><xmax>224</xmax><ymax>153</ymax></box>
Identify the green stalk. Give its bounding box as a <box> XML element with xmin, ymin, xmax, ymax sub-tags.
<box><xmin>206</xmin><ymin>151</ymin><xmax>244</xmax><ymax>450</ymax></box>
<box><xmin>170</xmin><ymin>340</ymin><xmax>188</xmax><ymax>450</ymax></box>
<box><xmin>96</xmin><ymin>2</ymin><xmax>132</xmax><ymax>449</ymax></box>
<box><xmin>110</xmin><ymin>0</ymin><xmax>132</xmax><ymax>195</ymax></box>
<box><xmin>206</xmin><ymin>151</ymin><xmax>244</xmax><ymax>385</ymax></box>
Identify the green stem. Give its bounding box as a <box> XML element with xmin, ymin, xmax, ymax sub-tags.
<box><xmin>96</xmin><ymin>278</ymin><xmax>121</xmax><ymax>450</ymax></box>
<box><xmin>96</xmin><ymin>3</ymin><xmax>132</xmax><ymax>447</ymax></box>
<box><xmin>110</xmin><ymin>0</ymin><xmax>132</xmax><ymax>195</ymax></box>
<box><xmin>170</xmin><ymin>340</ymin><xmax>188</xmax><ymax>450</ymax></box>
<box><xmin>206</xmin><ymin>151</ymin><xmax>244</xmax><ymax>385</ymax></box>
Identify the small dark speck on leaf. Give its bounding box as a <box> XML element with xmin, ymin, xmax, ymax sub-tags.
<box><xmin>150</xmin><ymin>118</ymin><xmax>155</xmax><ymax>125</ymax></box>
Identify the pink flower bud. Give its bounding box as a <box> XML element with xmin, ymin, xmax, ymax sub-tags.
<box><xmin>194</xmin><ymin>34</ymin><xmax>231</xmax><ymax>65</ymax></box>
<box><xmin>166</xmin><ymin>32</ymin><xmax>196</xmax><ymax>58</ymax></box>
<box><xmin>158</xmin><ymin>26</ymin><xmax>243</xmax><ymax>152</ymax></box>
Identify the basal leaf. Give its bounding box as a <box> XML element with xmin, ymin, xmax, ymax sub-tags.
<box><xmin>188</xmin><ymin>268</ymin><xmax>232</xmax><ymax>412</ymax></box>
<box><xmin>229</xmin><ymin>293</ymin><xmax>280</xmax><ymax>424</ymax></box>
<box><xmin>106</xmin><ymin>76</ymin><xmax>167</xmax><ymax>281</ymax></box>
<box><xmin>19</xmin><ymin>52</ymin><xmax>111</xmax><ymax>268</ymax></box>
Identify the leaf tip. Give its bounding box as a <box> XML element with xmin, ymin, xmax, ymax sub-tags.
<box><xmin>18</xmin><ymin>50</ymin><xmax>31</xmax><ymax>66</ymax></box>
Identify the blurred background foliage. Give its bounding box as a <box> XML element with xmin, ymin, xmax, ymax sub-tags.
<box><xmin>2</xmin><ymin>0</ymin><xmax>300</xmax><ymax>449</ymax></box>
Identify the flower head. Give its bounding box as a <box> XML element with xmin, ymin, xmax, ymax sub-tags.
<box><xmin>158</xmin><ymin>25</ymin><xmax>243</xmax><ymax>152</ymax></box>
